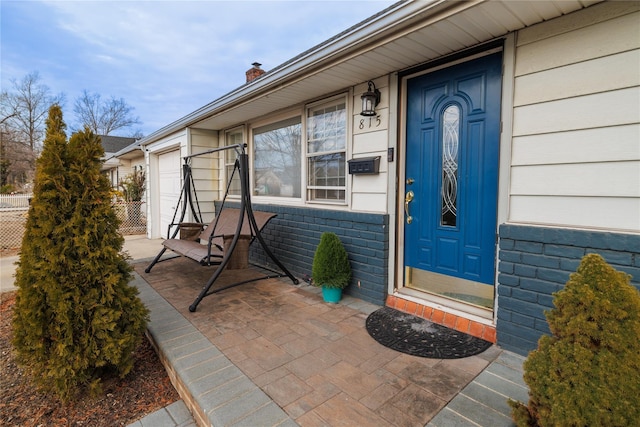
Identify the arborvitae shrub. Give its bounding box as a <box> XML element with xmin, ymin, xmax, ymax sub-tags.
<box><xmin>509</xmin><ymin>253</ymin><xmax>640</xmax><ymax>426</ymax></box>
<box><xmin>311</xmin><ymin>232</ymin><xmax>351</xmax><ymax>289</ymax></box>
<box><xmin>12</xmin><ymin>105</ymin><xmax>149</xmax><ymax>401</ymax></box>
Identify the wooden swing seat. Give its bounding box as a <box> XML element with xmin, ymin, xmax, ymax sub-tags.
<box><xmin>160</xmin><ymin>208</ymin><xmax>277</xmax><ymax>267</ymax></box>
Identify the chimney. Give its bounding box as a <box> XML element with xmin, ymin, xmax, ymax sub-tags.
<box><xmin>246</xmin><ymin>62</ymin><xmax>265</xmax><ymax>83</ymax></box>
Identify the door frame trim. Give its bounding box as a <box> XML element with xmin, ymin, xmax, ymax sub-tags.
<box><xmin>392</xmin><ymin>34</ymin><xmax>516</xmax><ymax>324</ymax></box>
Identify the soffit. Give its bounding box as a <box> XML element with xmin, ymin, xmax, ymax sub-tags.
<box><xmin>115</xmin><ymin>150</ymin><xmax>143</xmax><ymax>160</ymax></box>
<box><xmin>145</xmin><ymin>0</ymin><xmax>600</xmax><ymax>141</ymax></box>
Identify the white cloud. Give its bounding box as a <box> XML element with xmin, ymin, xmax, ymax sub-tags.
<box><xmin>5</xmin><ymin>0</ymin><xmax>397</xmax><ymax>135</ymax></box>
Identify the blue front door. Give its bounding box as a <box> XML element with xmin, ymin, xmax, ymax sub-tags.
<box><xmin>404</xmin><ymin>53</ymin><xmax>502</xmax><ymax>308</ymax></box>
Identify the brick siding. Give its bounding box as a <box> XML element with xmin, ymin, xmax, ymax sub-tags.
<box><xmin>218</xmin><ymin>202</ymin><xmax>389</xmax><ymax>306</ymax></box>
<box><xmin>496</xmin><ymin>224</ymin><xmax>640</xmax><ymax>356</ymax></box>
<box><xmin>387</xmin><ymin>295</ymin><xmax>497</xmax><ymax>343</ymax></box>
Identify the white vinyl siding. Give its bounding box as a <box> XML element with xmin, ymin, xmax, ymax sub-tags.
<box><xmin>512</xmin><ymin>88</ymin><xmax>639</xmax><ymax>136</ymax></box>
<box><xmin>118</xmin><ymin>163</ymin><xmax>134</xmax><ymax>187</ymax></box>
<box><xmin>509</xmin><ymin>197</ymin><xmax>640</xmax><ymax>232</ymax></box>
<box><xmin>509</xmin><ymin>2</ymin><xmax>640</xmax><ymax>232</ymax></box>
<box><xmin>513</xmin><ymin>50</ymin><xmax>640</xmax><ymax>107</ymax></box>
<box><xmin>512</xmin><ymin>125</ymin><xmax>640</xmax><ymax>166</ymax></box>
<box><xmin>350</xmin><ymin>78</ymin><xmax>389</xmax><ymax>213</ymax></box>
<box><xmin>189</xmin><ymin>128</ymin><xmax>218</xmax><ymax>221</ymax></box>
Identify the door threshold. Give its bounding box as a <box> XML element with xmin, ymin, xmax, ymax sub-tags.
<box><xmin>388</xmin><ymin>292</ymin><xmax>497</xmax><ymax>342</ymax></box>
<box><xmin>397</xmin><ymin>287</ymin><xmax>494</xmax><ymax>322</ymax></box>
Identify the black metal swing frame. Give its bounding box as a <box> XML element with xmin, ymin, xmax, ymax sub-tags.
<box><xmin>144</xmin><ymin>143</ymin><xmax>298</xmax><ymax>312</ymax></box>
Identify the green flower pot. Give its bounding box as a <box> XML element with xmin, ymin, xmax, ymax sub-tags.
<box><xmin>322</xmin><ymin>286</ymin><xmax>342</xmax><ymax>303</ymax></box>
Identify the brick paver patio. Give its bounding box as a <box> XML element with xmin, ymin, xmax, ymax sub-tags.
<box><xmin>136</xmin><ymin>256</ymin><xmax>505</xmax><ymax>426</ymax></box>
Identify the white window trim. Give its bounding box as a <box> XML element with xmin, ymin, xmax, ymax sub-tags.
<box><xmin>245</xmin><ymin>92</ymin><xmax>353</xmax><ymax>208</ymax></box>
<box><xmin>223</xmin><ymin>125</ymin><xmax>246</xmax><ymax>199</ymax></box>
<box><xmin>305</xmin><ymin>93</ymin><xmax>350</xmax><ymax>206</ymax></box>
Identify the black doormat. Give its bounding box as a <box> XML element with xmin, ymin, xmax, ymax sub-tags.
<box><xmin>366</xmin><ymin>307</ymin><xmax>492</xmax><ymax>359</ymax></box>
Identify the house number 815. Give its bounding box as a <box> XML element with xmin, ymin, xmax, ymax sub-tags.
<box><xmin>359</xmin><ymin>115</ymin><xmax>381</xmax><ymax>130</ymax></box>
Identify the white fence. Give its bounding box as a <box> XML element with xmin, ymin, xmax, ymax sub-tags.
<box><xmin>0</xmin><ymin>195</ymin><xmax>146</xmax><ymax>252</ymax></box>
<box><xmin>0</xmin><ymin>194</ymin><xmax>31</xmax><ymax>210</ymax></box>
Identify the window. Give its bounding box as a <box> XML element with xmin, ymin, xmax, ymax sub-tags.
<box><xmin>306</xmin><ymin>101</ymin><xmax>346</xmax><ymax>202</ymax></box>
<box><xmin>225</xmin><ymin>129</ymin><xmax>243</xmax><ymax>196</ymax></box>
<box><xmin>441</xmin><ymin>104</ymin><xmax>459</xmax><ymax>227</ymax></box>
<box><xmin>253</xmin><ymin>117</ymin><xmax>302</xmax><ymax>198</ymax></box>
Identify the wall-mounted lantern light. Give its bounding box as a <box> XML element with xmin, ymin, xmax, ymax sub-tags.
<box><xmin>360</xmin><ymin>80</ymin><xmax>381</xmax><ymax>117</ymax></box>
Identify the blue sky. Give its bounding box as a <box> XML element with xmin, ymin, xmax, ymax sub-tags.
<box><xmin>1</xmin><ymin>0</ymin><xmax>397</xmax><ymax>137</ymax></box>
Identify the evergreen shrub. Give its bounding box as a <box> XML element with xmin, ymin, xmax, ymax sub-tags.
<box><xmin>12</xmin><ymin>105</ymin><xmax>149</xmax><ymax>401</ymax></box>
<box><xmin>509</xmin><ymin>253</ymin><xmax>640</xmax><ymax>426</ymax></box>
<box><xmin>311</xmin><ymin>232</ymin><xmax>351</xmax><ymax>289</ymax></box>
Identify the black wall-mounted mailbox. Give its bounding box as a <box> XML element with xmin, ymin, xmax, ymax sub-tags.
<box><xmin>348</xmin><ymin>156</ymin><xmax>380</xmax><ymax>175</ymax></box>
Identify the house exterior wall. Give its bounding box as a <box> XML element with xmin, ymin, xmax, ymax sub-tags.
<box><xmin>119</xmin><ymin>158</ymin><xmax>141</xmax><ymax>186</ymax></box>
<box><xmin>119</xmin><ymin>161</ymin><xmax>134</xmax><ymax>185</ymax></box>
<box><xmin>351</xmin><ymin>78</ymin><xmax>390</xmax><ymax>213</ymax></box>
<box><xmin>219</xmin><ymin>201</ymin><xmax>389</xmax><ymax>305</ymax></box>
<box><xmin>140</xmin><ymin>1</ymin><xmax>639</xmax><ymax>355</ymax></box>
<box><xmin>202</xmin><ymin>84</ymin><xmax>393</xmax><ymax>305</ymax></box>
<box><xmin>497</xmin><ymin>225</ymin><xmax>640</xmax><ymax>355</ymax></box>
<box><xmin>116</xmin><ymin>157</ymin><xmax>146</xmax><ymax>202</ymax></box>
<box><xmin>509</xmin><ymin>2</ymin><xmax>640</xmax><ymax>230</ymax></box>
<box><xmin>496</xmin><ymin>2</ymin><xmax>640</xmax><ymax>355</ymax></box>
<box><xmin>104</xmin><ymin>154</ymin><xmax>145</xmax><ymax>193</ymax></box>
<box><xmin>105</xmin><ymin>167</ymin><xmax>118</xmax><ymax>189</ymax></box>
<box><xmin>144</xmin><ymin>128</ymin><xmax>219</xmax><ymax>236</ymax></box>
<box><xmin>131</xmin><ymin>156</ymin><xmax>145</xmax><ymax>171</ymax></box>
<box><xmin>189</xmin><ymin>128</ymin><xmax>219</xmax><ymax>222</ymax></box>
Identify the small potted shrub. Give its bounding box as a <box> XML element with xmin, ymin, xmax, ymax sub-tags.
<box><xmin>509</xmin><ymin>253</ymin><xmax>640</xmax><ymax>426</ymax></box>
<box><xmin>312</xmin><ymin>232</ymin><xmax>352</xmax><ymax>303</ymax></box>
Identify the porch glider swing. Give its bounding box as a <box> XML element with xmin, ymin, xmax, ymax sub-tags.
<box><xmin>145</xmin><ymin>144</ymin><xmax>298</xmax><ymax>312</ymax></box>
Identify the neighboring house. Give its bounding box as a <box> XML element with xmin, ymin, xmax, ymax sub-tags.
<box><xmin>99</xmin><ymin>136</ymin><xmax>143</xmax><ymax>190</ymax></box>
<box><xmin>138</xmin><ymin>0</ymin><xmax>640</xmax><ymax>356</ymax></box>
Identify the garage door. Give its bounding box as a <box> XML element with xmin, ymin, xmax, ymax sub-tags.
<box><xmin>158</xmin><ymin>150</ymin><xmax>181</xmax><ymax>238</ymax></box>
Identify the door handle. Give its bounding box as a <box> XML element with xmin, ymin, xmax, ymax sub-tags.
<box><xmin>404</xmin><ymin>191</ymin><xmax>414</xmax><ymax>224</ymax></box>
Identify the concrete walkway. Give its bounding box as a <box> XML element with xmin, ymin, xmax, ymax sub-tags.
<box><xmin>1</xmin><ymin>235</ymin><xmax>527</xmax><ymax>426</ymax></box>
<box><xmin>0</xmin><ymin>234</ymin><xmax>164</xmax><ymax>293</ymax></box>
<box><xmin>0</xmin><ymin>253</ymin><xmax>18</xmax><ymax>294</ymax></box>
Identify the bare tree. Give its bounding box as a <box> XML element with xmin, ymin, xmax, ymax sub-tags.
<box><xmin>0</xmin><ymin>90</ymin><xmax>19</xmax><ymax>126</ymax></box>
<box><xmin>73</xmin><ymin>90</ymin><xmax>141</xmax><ymax>135</ymax></box>
<box><xmin>0</xmin><ymin>125</ymin><xmax>37</xmax><ymax>189</ymax></box>
<box><xmin>130</xmin><ymin>129</ymin><xmax>145</xmax><ymax>139</ymax></box>
<box><xmin>0</xmin><ymin>71</ymin><xmax>63</xmax><ymax>150</ymax></box>
<box><xmin>0</xmin><ymin>72</ymin><xmax>62</xmax><ymax>190</ymax></box>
